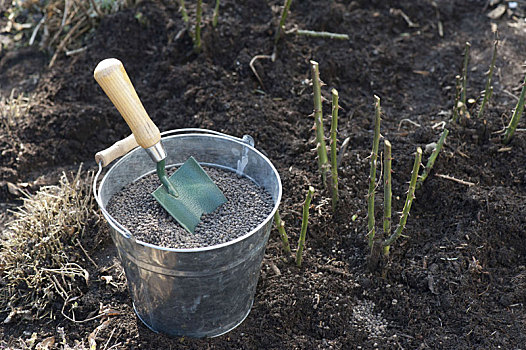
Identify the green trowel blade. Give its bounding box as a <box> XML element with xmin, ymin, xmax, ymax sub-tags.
<box><xmin>152</xmin><ymin>156</ymin><xmax>227</xmax><ymax>233</ymax></box>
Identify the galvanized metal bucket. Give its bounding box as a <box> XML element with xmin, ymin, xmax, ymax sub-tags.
<box><xmin>93</xmin><ymin>129</ymin><xmax>282</xmax><ymax>338</ymax></box>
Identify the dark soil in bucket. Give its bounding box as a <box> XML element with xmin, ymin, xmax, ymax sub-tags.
<box><xmin>2</xmin><ymin>0</ymin><xmax>526</xmax><ymax>349</ymax></box>
<box><xmin>106</xmin><ymin>166</ymin><xmax>274</xmax><ymax>248</ymax></box>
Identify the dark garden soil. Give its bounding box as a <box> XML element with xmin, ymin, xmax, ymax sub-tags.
<box><xmin>1</xmin><ymin>0</ymin><xmax>526</xmax><ymax>348</ymax></box>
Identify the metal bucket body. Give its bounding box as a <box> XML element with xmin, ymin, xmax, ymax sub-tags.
<box><xmin>95</xmin><ymin>130</ymin><xmax>282</xmax><ymax>338</ymax></box>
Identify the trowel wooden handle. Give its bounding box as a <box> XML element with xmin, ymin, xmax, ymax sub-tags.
<box><xmin>94</xmin><ymin>58</ymin><xmax>160</xmax><ymax>149</ymax></box>
<box><xmin>95</xmin><ymin>134</ymin><xmax>139</xmax><ymax>167</ymax></box>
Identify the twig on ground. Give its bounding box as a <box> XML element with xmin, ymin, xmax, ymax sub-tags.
<box><xmin>89</xmin><ymin>0</ymin><xmax>103</xmax><ymax>18</ymax></box>
<box><xmin>431</xmin><ymin>1</ymin><xmax>443</xmax><ymax>37</ymax></box>
<box><xmin>389</xmin><ymin>8</ymin><xmax>419</xmax><ymax>28</ymax></box>
<box><xmin>49</xmin><ymin>15</ymin><xmax>87</xmax><ymax>68</ymax></box>
<box><xmin>74</xmin><ymin>238</ymin><xmax>98</xmax><ymax>268</ymax></box>
<box><xmin>287</xmin><ymin>28</ymin><xmax>349</xmax><ymax>40</ymax></box>
<box><xmin>61</xmin><ymin>298</ymin><xmax>120</xmax><ymax>323</ymax></box>
<box><xmin>65</xmin><ymin>46</ymin><xmax>88</xmax><ymax>56</ymax></box>
<box><xmin>29</xmin><ymin>14</ymin><xmax>46</xmax><ymax>46</ymax></box>
<box><xmin>503</xmin><ymin>89</ymin><xmax>520</xmax><ymax>101</ymax></box>
<box><xmin>435</xmin><ymin>173</ymin><xmax>475</xmax><ymax>187</ymax></box>
<box><xmin>48</xmin><ymin>0</ymin><xmax>70</xmax><ymax>49</ymax></box>
<box><xmin>296</xmin><ymin>186</ymin><xmax>314</xmax><ymax>267</ymax></box>
<box><xmin>249</xmin><ymin>54</ymin><xmax>272</xmax><ymax>88</ymax></box>
<box><xmin>103</xmin><ymin>327</ymin><xmax>117</xmax><ymax>350</ymax></box>
<box><xmin>398</xmin><ymin>118</ymin><xmax>421</xmax><ymax>129</ymax></box>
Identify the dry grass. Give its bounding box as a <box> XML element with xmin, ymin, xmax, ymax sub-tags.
<box><xmin>0</xmin><ymin>166</ymin><xmax>97</xmax><ymax>321</ymax></box>
<box><xmin>0</xmin><ymin>89</ymin><xmax>32</xmax><ymax>136</ymax></box>
<box><xmin>3</xmin><ymin>0</ymin><xmax>135</xmax><ymax>66</ymax></box>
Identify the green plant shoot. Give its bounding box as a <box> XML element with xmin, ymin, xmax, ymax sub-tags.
<box><xmin>503</xmin><ymin>74</ymin><xmax>526</xmax><ymax>144</ymax></box>
<box><xmin>310</xmin><ymin>60</ymin><xmax>329</xmax><ymax>187</ymax></box>
<box><xmin>275</xmin><ymin>0</ymin><xmax>293</xmax><ymax>46</ymax></box>
<box><xmin>178</xmin><ymin>0</ymin><xmax>189</xmax><ymax>23</ymax></box>
<box><xmin>296</xmin><ymin>186</ymin><xmax>314</xmax><ymax>267</ymax></box>
<box><xmin>274</xmin><ymin>210</ymin><xmax>291</xmax><ymax>257</ymax></box>
<box><xmin>452</xmin><ymin>75</ymin><xmax>461</xmax><ymax>123</ymax></box>
<box><xmin>477</xmin><ymin>40</ymin><xmax>498</xmax><ymax>118</ymax></box>
<box><xmin>367</xmin><ymin>95</ymin><xmax>381</xmax><ymax>248</ymax></box>
<box><xmin>460</xmin><ymin>42</ymin><xmax>471</xmax><ymax>118</ymax></box>
<box><xmin>417</xmin><ymin>129</ymin><xmax>449</xmax><ymax>189</ymax></box>
<box><xmin>383</xmin><ymin>140</ymin><xmax>392</xmax><ymax>241</ymax></box>
<box><xmin>330</xmin><ymin>88</ymin><xmax>339</xmax><ymax>210</ymax></box>
<box><xmin>194</xmin><ymin>0</ymin><xmax>203</xmax><ymax>52</ymax></box>
<box><xmin>383</xmin><ymin>148</ymin><xmax>422</xmax><ymax>256</ymax></box>
<box><xmin>213</xmin><ymin>0</ymin><xmax>220</xmax><ymax>27</ymax></box>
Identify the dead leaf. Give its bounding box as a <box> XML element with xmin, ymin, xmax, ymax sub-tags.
<box><xmin>6</xmin><ymin>182</ymin><xmax>21</xmax><ymax>196</ymax></box>
<box><xmin>487</xmin><ymin>4</ymin><xmax>506</xmax><ymax>19</ymax></box>
<box><xmin>36</xmin><ymin>336</ymin><xmax>55</xmax><ymax>350</ymax></box>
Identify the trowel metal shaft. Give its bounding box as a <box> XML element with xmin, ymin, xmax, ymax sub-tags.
<box><xmin>156</xmin><ymin>160</ymin><xmax>179</xmax><ymax>197</ymax></box>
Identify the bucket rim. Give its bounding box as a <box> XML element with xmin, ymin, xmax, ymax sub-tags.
<box><xmin>95</xmin><ymin>129</ymin><xmax>282</xmax><ymax>253</ymax></box>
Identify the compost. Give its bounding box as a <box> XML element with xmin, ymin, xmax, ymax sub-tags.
<box><xmin>106</xmin><ymin>166</ymin><xmax>274</xmax><ymax>248</ymax></box>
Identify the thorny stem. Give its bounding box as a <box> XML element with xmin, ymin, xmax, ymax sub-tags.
<box><xmin>311</xmin><ymin>61</ymin><xmax>329</xmax><ymax>187</ymax></box>
<box><xmin>296</xmin><ymin>186</ymin><xmax>314</xmax><ymax>267</ymax></box>
<box><xmin>477</xmin><ymin>39</ymin><xmax>498</xmax><ymax>118</ymax></box>
<box><xmin>194</xmin><ymin>0</ymin><xmax>203</xmax><ymax>52</ymax></box>
<box><xmin>460</xmin><ymin>42</ymin><xmax>471</xmax><ymax>118</ymax></box>
<box><xmin>275</xmin><ymin>0</ymin><xmax>293</xmax><ymax>46</ymax></box>
<box><xmin>330</xmin><ymin>88</ymin><xmax>339</xmax><ymax>211</ymax></box>
<box><xmin>178</xmin><ymin>0</ymin><xmax>189</xmax><ymax>23</ymax></box>
<box><xmin>367</xmin><ymin>95</ymin><xmax>381</xmax><ymax>248</ymax></box>
<box><xmin>503</xmin><ymin>74</ymin><xmax>526</xmax><ymax>144</ymax></box>
<box><xmin>383</xmin><ymin>140</ymin><xmax>392</xmax><ymax>242</ymax></box>
<box><xmin>213</xmin><ymin>0</ymin><xmax>220</xmax><ymax>27</ymax></box>
<box><xmin>417</xmin><ymin>129</ymin><xmax>449</xmax><ymax>189</ymax></box>
<box><xmin>452</xmin><ymin>75</ymin><xmax>462</xmax><ymax>123</ymax></box>
<box><xmin>383</xmin><ymin>148</ymin><xmax>423</xmax><ymax>255</ymax></box>
<box><xmin>274</xmin><ymin>211</ymin><xmax>291</xmax><ymax>257</ymax></box>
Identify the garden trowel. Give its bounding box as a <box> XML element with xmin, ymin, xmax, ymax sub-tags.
<box><xmin>94</xmin><ymin>58</ymin><xmax>226</xmax><ymax>233</ymax></box>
